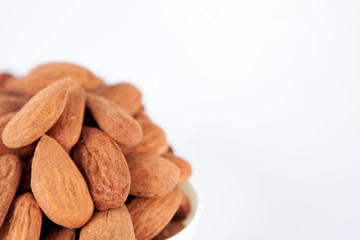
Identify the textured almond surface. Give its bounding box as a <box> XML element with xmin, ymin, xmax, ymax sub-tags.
<box><xmin>175</xmin><ymin>190</ymin><xmax>191</xmax><ymax>218</ymax></box>
<box><xmin>0</xmin><ymin>192</ymin><xmax>42</xmax><ymax>240</ymax></box>
<box><xmin>2</xmin><ymin>78</ymin><xmax>70</xmax><ymax>148</ymax></box>
<box><xmin>31</xmin><ymin>135</ymin><xmax>94</xmax><ymax>228</ymax></box>
<box><xmin>43</xmin><ymin>226</ymin><xmax>76</xmax><ymax>240</ymax></box>
<box><xmin>153</xmin><ymin>220</ymin><xmax>185</xmax><ymax>240</ymax></box>
<box><xmin>25</xmin><ymin>62</ymin><xmax>103</xmax><ymax>94</ymax></box>
<box><xmin>47</xmin><ymin>83</ymin><xmax>85</xmax><ymax>151</ymax></box>
<box><xmin>0</xmin><ymin>112</ymin><xmax>36</xmax><ymax>159</ymax></box>
<box><xmin>122</xmin><ymin>119</ymin><xmax>168</xmax><ymax>156</ymax></box>
<box><xmin>128</xmin><ymin>188</ymin><xmax>183</xmax><ymax>240</ymax></box>
<box><xmin>0</xmin><ymin>94</ymin><xmax>28</xmax><ymax>117</ymax></box>
<box><xmin>162</xmin><ymin>154</ymin><xmax>192</xmax><ymax>183</ymax></box>
<box><xmin>86</xmin><ymin>92</ymin><xmax>143</xmax><ymax>147</ymax></box>
<box><xmin>80</xmin><ymin>205</ymin><xmax>135</xmax><ymax>240</ymax></box>
<box><xmin>127</xmin><ymin>155</ymin><xmax>180</xmax><ymax>198</ymax></box>
<box><xmin>73</xmin><ymin>127</ymin><xmax>131</xmax><ymax>210</ymax></box>
<box><xmin>0</xmin><ymin>154</ymin><xmax>21</xmax><ymax>227</ymax></box>
<box><xmin>95</xmin><ymin>83</ymin><xmax>142</xmax><ymax>115</ymax></box>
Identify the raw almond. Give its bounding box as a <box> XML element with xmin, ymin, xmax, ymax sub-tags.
<box><xmin>122</xmin><ymin>119</ymin><xmax>168</xmax><ymax>156</ymax></box>
<box><xmin>0</xmin><ymin>192</ymin><xmax>42</xmax><ymax>240</ymax></box>
<box><xmin>162</xmin><ymin>154</ymin><xmax>192</xmax><ymax>183</ymax></box>
<box><xmin>72</xmin><ymin>127</ymin><xmax>131</xmax><ymax>210</ymax></box>
<box><xmin>0</xmin><ymin>75</ymin><xmax>28</xmax><ymax>95</ymax></box>
<box><xmin>31</xmin><ymin>135</ymin><xmax>94</xmax><ymax>228</ymax></box>
<box><xmin>153</xmin><ymin>220</ymin><xmax>185</xmax><ymax>240</ymax></box>
<box><xmin>47</xmin><ymin>83</ymin><xmax>85</xmax><ymax>151</ymax></box>
<box><xmin>80</xmin><ymin>205</ymin><xmax>135</xmax><ymax>240</ymax></box>
<box><xmin>175</xmin><ymin>190</ymin><xmax>191</xmax><ymax>218</ymax></box>
<box><xmin>127</xmin><ymin>155</ymin><xmax>180</xmax><ymax>198</ymax></box>
<box><xmin>127</xmin><ymin>187</ymin><xmax>183</xmax><ymax>240</ymax></box>
<box><xmin>0</xmin><ymin>94</ymin><xmax>28</xmax><ymax>117</ymax></box>
<box><xmin>86</xmin><ymin>92</ymin><xmax>143</xmax><ymax>147</ymax></box>
<box><xmin>0</xmin><ymin>154</ymin><xmax>22</xmax><ymax>227</ymax></box>
<box><xmin>0</xmin><ymin>112</ymin><xmax>36</xmax><ymax>159</ymax></box>
<box><xmin>95</xmin><ymin>83</ymin><xmax>142</xmax><ymax>115</ymax></box>
<box><xmin>43</xmin><ymin>226</ymin><xmax>76</xmax><ymax>240</ymax></box>
<box><xmin>2</xmin><ymin>78</ymin><xmax>70</xmax><ymax>148</ymax></box>
<box><xmin>25</xmin><ymin>62</ymin><xmax>103</xmax><ymax>94</ymax></box>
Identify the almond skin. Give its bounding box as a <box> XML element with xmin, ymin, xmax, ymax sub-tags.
<box><xmin>0</xmin><ymin>192</ymin><xmax>42</xmax><ymax>240</ymax></box>
<box><xmin>127</xmin><ymin>155</ymin><xmax>180</xmax><ymax>198</ymax></box>
<box><xmin>122</xmin><ymin>119</ymin><xmax>168</xmax><ymax>156</ymax></box>
<box><xmin>153</xmin><ymin>220</ymin><xmax>185</xmax><ymax>240</ymax></box>
<box><xmin>0</xmin><ymin>75</ymin><xmax>28</xmax><ymax>95</ymax></box>
<box><xmin>162</xmin><ymin>154</ymin><xmax>192</xmax><ymax>183</ymax></box>
<box><xmin>2</xmin><ymin>78</ymin><xmax>70</xmax><ymax>148</ymax></box>
<box><xmin>80</xmin><ymin>205</ymin><xmax>136</xmax><ymax>240</ymax></box>
<box><xmin>94</xmin><ymin>83</ymin><xmax>142</xmax><ymax>115</ymax></box>
<box><xmin>25</xmin><ymin>62</ymin><xmax>103</xmax><ymax>95</ymax></box>
<box><xmin>0</xmin><ymin>154</ymin><xmax>22</xmax><ymax>227</ymax></box>
<box><xmin>127</xmin><ymin>188</ymin><xmax>183</xmax><ymax>240</ymax></box>
<box><xmin>85</xmin><ymin>92</ymin><xmax>143</xmax><ymax>147</ymax></box>
<box><xmin>0</xmin><ymin>94</ymin><xmax>28</xmax><ymax>117</ymax></box>
<box><xmin>31</xmin><ymin>135</ymin><xmax>94</xmax><ymax>228</ymax></box>
<box><xmin>0</xmin><ymin>112</ymin><xmax>36</xmax><ymax>159</ymax></box>
<box><xmin>72</xmin><ymin>127</ymin><xmax>131</xmax><ymax>211</ymax></box>
<box><xmin>43</xmin><ymin>226</ymin><xmax>76</xmax><ymax>240</ymax></box>
<box><xmin>47</xmin><ymin>83</ymin><xmax>86</xmax><ymax>152</ymax></box>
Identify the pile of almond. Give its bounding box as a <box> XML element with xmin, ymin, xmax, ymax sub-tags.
<box><xmin>0</xmin><ymin>63</ymin><xmax>192</xmax><ymax>240</ymax></box>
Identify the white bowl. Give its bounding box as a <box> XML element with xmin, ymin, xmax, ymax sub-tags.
<box><xmin>168</xmin><ymin>182</ymin><xmax>202</xmax><ymax>240</ymax></box>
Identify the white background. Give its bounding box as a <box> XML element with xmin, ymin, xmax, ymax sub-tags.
<box><xmin>1</xmin><ymin>0</ymin><xmax>360</xmax><ymax>239</ymax></box>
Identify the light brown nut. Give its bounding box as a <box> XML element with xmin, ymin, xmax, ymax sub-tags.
<box><xmin>17</xmin><ymin>158</ymin><xmax>32</xmax><ymax>193</ymax></box>
<box><xmin>85</xmin><ymin>92</ymin><xmax>143</xmax><ymax>147</ymax></box>
<box><xmin>162</xmin><ymin>154</ymin><xmax>192</xmax><ymax>183</ymax></box>
<box><xmin>80</xmin><ymin>205</ymin><xmax>135</xmax><ymax>240</ymax></box>
<box><xmin>127</xmin><ymin>188</ymin><xmax>183</xmax><ymax>240</ymax></box>
<box><xmin>153</xmin><ymin>220</ymin><xmax>185</xmax><ymax>240</ymax></box>
<box><xmin>122</xmin><ymin>119</ymin><xmax>168</xmax><ymax>156</ymax></box>
<box><xmin>0</xmin><ymin>73</ymin><xmax>13</xmax><ymax>86</ymax></box>
<box><xmin>0</xmin><ymin>112</ymin><xmax>36</xmax><ymax>159</ymax></box>
<box><xmin>94</xmin><ymin>83</ymin><xmax>142</xmax><ymax>115</ymax></box>
<box><xmin>31</xmin><ymin>135</ymin><xmax>94</xmax><ymax>228</ymax></box>
<box><xmin>25</xmin><ymin>62</ymin><xmax>103</xmax><ymax>95</ymax></box>
<box><xmin>0</xmin><ymin>154</ymin><xmax>22</xmax><ymax>227</ymax></box>
<box><xmin>2</xmin><ymin>78</ymin><xmax>70</xmax><ymax>148</ymax></box>
<box><xmin>127</xmin><ymin>155</ymin><xmax>180</xmax><ymax>198</ymax></box>
<box><xmin>73</xmin><ymin>127</ymin><xmax>131</xmax><ymax>211</ymax></box>
<box><xmin>175</xmin><ymin>190</ymin><xmax>191</xmax><ymax>218</ymax></box>
<box><xmin>0</xmin><ymin>192</ymin><xmax>42</xmax><ymax>240</ymax></box>
<box><xmin>0</xmin><ymin>94</ymin><xmax>29</xmax><ymax>117</ymax></box>
<box><xmin>133</xmin><ymin>106</ymin><xmax>151</xmax><ymax>122</ymax></box>
<box><xmin>0</xmin><ymin>75</ymin><xmax>28</xmax><ymax>95</ymax></box>
<box><xmin>43</xmin><ymin>226</ymin><xmax>76</xmax><ymax>240</ymax></box>
<box><xmin>47</xmin><ymin>83</ymin><xmax>86</xmax><ymax>152</ymax></box>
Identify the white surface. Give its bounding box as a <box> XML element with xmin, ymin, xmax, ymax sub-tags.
<box><xmin>1</xmin><ymin>1</ymin><xmax>360</xmax><ymax>239</ymax></box>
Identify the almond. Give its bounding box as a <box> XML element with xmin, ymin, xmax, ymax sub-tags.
<box><xmin>0</xmin><ymin>154</ymin><xmax>22</xmax><ymax>227</ymax></box>
<box><xmin>122</xmin><ymin>119</ymin><xmax>168</xmax><ymax>156</ymax></box>
<box><xmin>2</xmin><ymin>78</ymin><xmax>70</xmax><ymax>148</ymax></box>
<box><xmin>0</xmin><ymin>94</ymin><xmax>29</xmax><ymax>117</ymax></box>
<box><xmin>153</xmin><ymin>220</ymin><xmax>185</xmax><ymax>240</ymax></box>
<box><xmin>127</xmin><ymin>155</ymin><xmax>180</xmax><ymax>198</ymax></box>
<box><xmin>25</xmin><ymin>62</ymin><xmax>103</xmax><ymax>94</ymax></box>
<box><xmin>175</xmin><ymin>190</ymin><xmax>191</xmax><ymax>218</ymax></box>
<box><xmin>95</xmin><ymin>83</ymin><xmax>142</xmax><ymax>115</ymax></box>
<box><xmin>0</xmin><ymin>112</ymin><xmax>36</xmax><ymax>159</ymax></box>
<box><xmin>162</xmin><ymin>154</ymin><xmax>192</xmax><ymax>183</ymax></box>
<box><xmin>127</xmin><ymin>187</ymin><xmax>183</xmax><ymax>240</ymax></box>
<box><xmin>0</xmin><ymin>75</ymin><xmax>28</xmax><ymax>95</ymax></box>
<box><xmin>47</xmin><ymin>83</ymin><xmax>85</xmax><ymax>152</ymax></box>
<box><xmin>43</xmin><ymin>226</ymin><xmax>76</xmax><ymax>240</ymax></box>
<box><xmin>85</xmin><ymin>92</ymin><xmax>143</xmax><ymax>147</ymax></box>
<box><xmin>80</xmin><ymin>205</ymin><xmax>135</xmax><ymax>240</ymax></box>
<box><xmin>73</xmin><ymin>127</ymin><xmax>131</xmax><ymax>210</ymax></box>
<box><xmin>31</xmin><ymin>135</ymin><xmax>94</xmax><ymax>228</ymax></box>
<box><xmin>0</xmin><ymin>192</ymin><xmax>42</xmax><ymax>240</ymax></box>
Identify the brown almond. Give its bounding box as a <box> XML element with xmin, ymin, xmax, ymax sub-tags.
<box><xmin>0</xmin><ymin>112</ymin><xmax>36</xmax><ymax>159</ymax></box>
<box><xmin>86</xmin><ymin>92</ymin><xmax>143</xmax><ymax>147</ymax></box>
<box><xmin>162</xmin><ymin>154</ymin><xmax>192</xmax><ymax>183</ymax></box>
<box><xmin>153</xmin><ymin>220</ymin><xmax>185</xmax><ymax>240</ymax></box>
<box><xmin>122</xmin><ymin>119</ymin><xmax>168</xmax><ymax>156</ymax></box>
<box><xmin>127</xmin><ymin>188</ymin><xmax>183</xmax><ymax>240</ymax></box>
<box><xmin>0</xmin><ymin>94</ymin><xmax>29</xmax><ymax>117</ymax></box>
<box><xmin>80</xmin><ymin>205</ymin><xmax>135</xmax><ymax>240</ymax></box>
<box><xmin>73</xmin><ymin>127</ymin><xmax>131</xmax><ymax>210</ymax></box>
<box><xmin>95</xmin><ymin>83</ymin><xmax>142</xmax><ymax>115</ymax></box>
<box><xmin>0</xmin><ymin>154</ymin><xmax>22</xmax><ymax>227</ymax></box>
<box><xmin>31</xmin><ymin>135</ymin><xmax>94</xmax><ymax>228</ymax></box>
<box><xmin>0</xmin><ymin>192</ymin><xmax>42</xmax><ymax>240</ymax></box>
<box><xmin>2</xmin><ymin>78</ymin><xmax>70</xmax><ymax>148</ymax></box>
<box><xmin>0</xmin><ymin>75</ymin><xmax>28</xmax><ymax>95</ymax></box>
<box><xmin>175</xmin><ymin>190</ymin><xmax>191</xmax><ymax>218</ymax></box>
<box><xmin>0</xmin><ymin>73</ymin><xmax>13</xmax><ymax>86</ymax></box>
<box><xmin>47</xmin><ymin>83</ymin><xmax>85</xmax><ymax>151</ymax></box>
<box><xmin>127</xmin><ymin>155</ymin><xmax>180</xmax><ymax>198</ymax></box>
<box><xmin>25</xmin><ymin>62</ymin><xmax>103</xmax><ymax>94</ymax></box>
<box><xmin>43</xmin><ymin>226</ymin><xmax>76</xmax><ymax>240</ymax></box>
